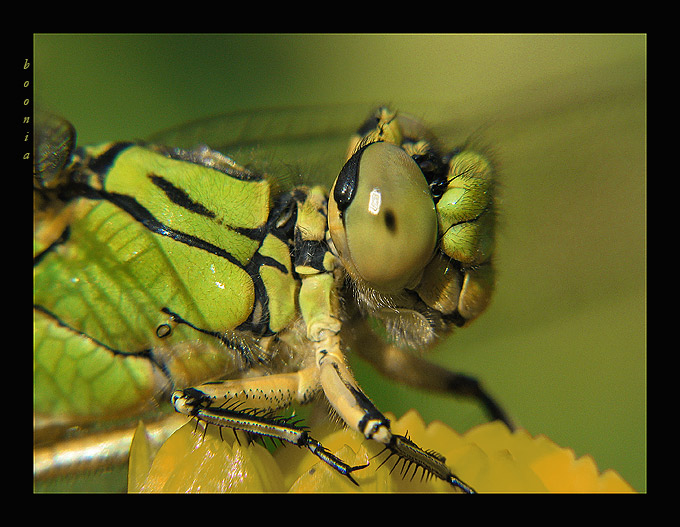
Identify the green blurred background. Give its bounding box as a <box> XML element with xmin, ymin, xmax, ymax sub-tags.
<box><xmin>34</xmin><ymin>34</ymin><xmax>646</xmax><ymax>492</ymax></box>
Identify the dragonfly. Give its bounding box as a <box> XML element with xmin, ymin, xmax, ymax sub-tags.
<box><xmin>33</xmin><ymin>104</ymin><xmax>511</xmax><ymax>492</ymax></box>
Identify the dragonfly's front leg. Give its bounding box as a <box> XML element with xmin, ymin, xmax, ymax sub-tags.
<box><xmin>313</xmin><ymin>330</ymin><xmax>475</xmax><ymax>493</ymax></box>
<box><xmin>298</xmin><ymin>261</ymin><xmax>476</xmax><ymax>492</ymax></box>
<box><xmin>171</xmin><ymin>368</ymin><xmax>367</xmax><ymax>485</ymax></box>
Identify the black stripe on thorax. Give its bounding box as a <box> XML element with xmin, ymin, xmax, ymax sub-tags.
<box><xmin>111</xmin><ymin>190</ymin><xmax>248</xmax><ymax>268</ymax></box>
<box><xmin>82</xmin><ymin>143</ymin><xmax>271</xmax><ymax>245</ymax></box>
<box><xmin>234</xmin><ymin>190</ymin><xmax>307</xmax><ymax>336</ymax></box>
<box><xmin>70</xmin><ymin>182</ymin><xmax>246</xmax><ymax>269</ymax></box>
<box><xmin>85</xmin><ymin>142</ymin><xmax>135</xmax><ymax>176</ymax></box>
<box><xmin>33</xmin><ymin>226</ymin><xmax>70</xmax><ymax>267</ymax></box>
<box><xmin>148</xmin><ymin>173</ymin><xmax>216</xmax><ymax>218</ymax></box>
<box><xmin>146</xmin><ymin>172</ymin><xmax>267</xmax><ymax>242</ymax></box>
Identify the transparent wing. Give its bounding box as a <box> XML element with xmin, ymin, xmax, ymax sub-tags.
<box><xmin>147</xmin><ymin>103</ymin><xmax>470</xmax><ymax>191</ymax></box>
<box><xmin>148</xmin><ymin>104</ymin><xmax>371</xmax><ymax>189</ymax></box>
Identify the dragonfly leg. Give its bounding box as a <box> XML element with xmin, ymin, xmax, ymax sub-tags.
<box><xmin>171</xmin><ymin>367</ymin><xmax>368</xmax><ymax>485</ymax></box>
<box><xmin>348</xmin><ymin>318</ymin><xmax>515</xmax><ymax>430</ymax></box>
<box><xmin>314</xmin><ymin>330</ymin><xmax>475</xmax><ymax>492</ymax></box>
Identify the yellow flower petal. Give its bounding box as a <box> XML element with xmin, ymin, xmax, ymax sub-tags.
<box><xmin>127</xmin><ymin>421</ymin><xmax>154</xmax><ymax>493</ymax></box>
<box><xmin>131</xmin><ymin>421</ymin><xmax>286</xmax><ymax>492</ymax></box>
<box><xmin>129</xmin><ymin>410</ymin><xmax>635</xmax><ymax>493</ymax></box>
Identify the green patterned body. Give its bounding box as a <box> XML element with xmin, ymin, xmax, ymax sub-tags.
<box><xmin>34</xmin><ymin>140</ymin><xmax>314</xmax><ymax>427</ymax></box>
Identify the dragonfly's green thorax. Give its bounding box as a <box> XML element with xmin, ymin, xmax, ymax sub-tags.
<box><xmin>34</xmin><ymin>138</ymin><xmax>331</xmax><ymax>423</ymax></box>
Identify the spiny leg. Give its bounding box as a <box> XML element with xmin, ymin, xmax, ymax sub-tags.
<box><xmin>171</xmin><ymin>368</ymin><xmax>368</xmax><ymax>485</ymax></box>
<box><xmin>373</xmin><ymin>434</ymin><xmax>476</xmax><ymax>493</ymax></box>
<box><xmin>314</xmin><ymin>330</ymin><xmax>476</xmax><ymax>493</ymax></box>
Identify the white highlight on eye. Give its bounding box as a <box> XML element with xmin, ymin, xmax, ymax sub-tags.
<box><xmin>368</xmin><ymin>188</ymin><xmax>382</xmax><ymax>215</ymax></box>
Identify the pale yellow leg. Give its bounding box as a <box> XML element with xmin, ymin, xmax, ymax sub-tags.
<box><xmin>172</xmin><ymin>365</ymin><xmax>321</xmax><ymax>414</ymax></box>
<box><xmin>315</xmin><ymin>331</ymin><xmax>392</xmax><ymax>444</ymax></box>
<box><xmin>171</xmin><ymin>363</ymin><xmax>367</xmax><ymax>485</ymax></box>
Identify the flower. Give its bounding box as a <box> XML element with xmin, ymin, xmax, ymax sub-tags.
<box><xmin>128</xmin><ymin>409</ymin><xmax>635</xmax><ymax>493</ymax></box>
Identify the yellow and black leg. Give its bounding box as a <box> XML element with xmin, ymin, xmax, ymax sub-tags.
<box><xmin>313</xmin><ymin>330</ymin><xmax>475</xmax><ymax>493</ymax></box>
<box><xmin>171</xmin><ymin>369</ymin><xmax>368</xmax><ymax>485</ymax></box>
<box><xmin>347</xmin><ymin>318</ymin><xmax>515</xmax><ymax>430</ymax></box>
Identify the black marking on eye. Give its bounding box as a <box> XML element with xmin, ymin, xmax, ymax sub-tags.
<box><xmin>334</xmin><ymin>146</ymin><xmax>366</xmax><ymax>214</ymax></box>
<box><xmin>384</xmin><ymin>209</ymin><xmax>396</xmax><ymax>233</ymax></box>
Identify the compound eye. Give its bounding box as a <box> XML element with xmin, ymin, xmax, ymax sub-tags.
<box><xmin>329</xmin><ymin>141</ymin><xmax>437</xmax><ymax>293</ymax></box>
